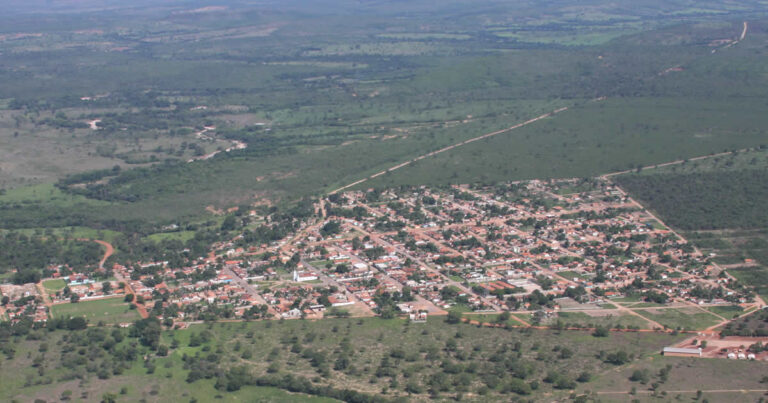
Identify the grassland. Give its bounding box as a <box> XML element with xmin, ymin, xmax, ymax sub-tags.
<box><xmin>633</xmin><ymin>308</ymin><xmax>723</xmax><ymax>331</ymax></box>
<box><xmin>49</xmin><ymin>297</ymin><xmax>140</xmax><ymax>325</ymax></box>
<box><xmin>145</xmin><ymin>231</ymin><xmax>197</xmax><ymax>243</ymax></box>
<box><xmin>553</xmin><ymin>311</ymin><xmax>654</xmax><ymax>329</ymax></box>
<box><xmin>586</xmin><ymin>355</ymin><xmax>768</xmax><ymax>402</ymax></box>
<box><xmin>705</xmin><ymin>304</ymin><xmax>744</xmax><ymax>319</ymax></box>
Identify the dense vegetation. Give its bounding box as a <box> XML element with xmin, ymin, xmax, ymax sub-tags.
<box><xmin>615</xmin><ymin>170</ymin><xmax>768</xmax><ymax>230</ymax></box>
<box><xmin>720</xmin><ymin>309</ymin><xmax>768</xmax><ymax>337</ymax></box>
<box><xmin>0</xmin><ymin>233</ymin><xmax>102</xmax><ymax>284</ymax></box>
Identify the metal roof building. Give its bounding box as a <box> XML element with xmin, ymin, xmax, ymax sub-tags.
<box><xmin>662</xmin><ymin>347</ymin><xmax>702</xmax><ymax>357</ymax></box>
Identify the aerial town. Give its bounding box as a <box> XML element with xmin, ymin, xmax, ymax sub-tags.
<box><xmin>2</xmin><ymin>178</ymin><xmax>764</xmax><ymax>357</ymax></box>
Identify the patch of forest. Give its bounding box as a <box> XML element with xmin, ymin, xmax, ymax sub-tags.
<box><xmin>0</xmin><ymin>233</ymin><xmax>103</xmax><ymax>284</ymax></box>
<box><xmin>615</xmin><ymin>170</ymin><xmax>768</xmax><ymax>230</ymax></box>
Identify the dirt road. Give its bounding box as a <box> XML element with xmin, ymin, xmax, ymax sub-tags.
<box><xmin>84</xmin><ymin>238</ymin><xmax>150</xmax><ymax>319</ymax></box>
<box><xmin>598</xmin><ymin>389</ymin><xmax>768</xmax><ymax>396</ymax></box>
<box><xmin>92</xmin><ymin>239</ymin><xmax>114</xmax><ymax>270</ymax></box>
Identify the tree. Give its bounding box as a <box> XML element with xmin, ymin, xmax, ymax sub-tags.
<box><xmin>577</xmin><ymin>372</ymin><xmax>592</xmax><ymax>382</ymax></box>
<box><xmin>630</xmin><ymin>369</ymin><xmax>650</xmax><ymax>384</ymax></box>
<box><xmin>66</xmin><ymin>316</ymin><xmax>88</xmax><ymax>330</ymax></box>
<box><xmin>446</xmin><ymin>311</ymin><xmax>462</xmax><ymax>324</ymax></box>
<box><xmin>605</xmin><ymin>350</ymin><xmax>630</xmax><ymax>365</ymax></box>
<box><xmin>503</xmin><ymin>378</ymin><xmax>532</xmax><ymax>395</ymax></box>
<box><xmin>592</xmin><ymin>326</ymin><xmax>609</xmax><ymax>337</ymax></box>
<box><xmin>131</xmin><ymin>317</ymin><xmax>161</xmax><ymax>349</ymax></box>
<box><xmin>320</xmin><ymin>221</ymin><xmax>342</xmax><ymax>237</ymax></box>
<box><xmin>102</xmin><ymin>281</ymin><xmax>112</xmax><ymax>294</ymax></box>
<box><xmin>496</xmin><ymin>311</ymin><xmax>511</xmax><ymax>324</ymax></box>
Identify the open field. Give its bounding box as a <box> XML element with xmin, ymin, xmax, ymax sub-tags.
<box><xmin>633</xmin><ymin>308</ymin><xmax>723</xmax><ymax>331</ymax></box>
<box><xmin>553</xmin><ymin>311</ymin><xmax>655</xmax><ymax>329</ymax></box>
<box><xmin>145</xmin><ymin>231</ymin><xmax>197</xmax><ymax>243</ymax></box>
<box><xmin>42</xmin><ymin>279</ymin><xmax>66</xmax><ymax>292</ymax></box>
<box><xmin>49</xmin><ymin>297</ymin><xmax>140</xmax><ymax>324</ymax></box>
<box><xmin>705</xmin><ymin>305</ymin><xmax>744</xmax><ymax>319</ymax></box>
<box><xmin>587</xmin><ymin>355</ymin><xmax>768</xmax><ymax>402</ymax></box>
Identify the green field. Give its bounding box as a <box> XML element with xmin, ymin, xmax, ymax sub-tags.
<box><xmin>42</xmin><ymin>279</ymin><xmax>66</xmax><ymax>293</ymax></box>
<box><xmin>705</xmin><ymin>304</ymin><xmax>744</xmax><ymax>319</ymax></box>
<box><xmin>554</xmin><ymin>311</ymin><xmax>654</xmax><ymax>329</ymax></box>
<box><xmin>50</xmin><ymin>297</ymin><xmax>140</xmax><ymax>325</ymax></box>
<box><xmin>633</xmin><ymin>308</ymin><xmax>722</xmax><ymax>331</ymax></box>
<box><xmin>145</xmin><ymin>231</ymin><xmax>197</xmax><ymax>243</ymax></box>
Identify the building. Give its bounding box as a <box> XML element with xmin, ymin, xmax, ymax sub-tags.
<box><xmin>662</xmin><ymin>347</ymin><xmax>702</xmax><ymax>357</ymax></box>
<box><xmin>409</xmin><ymin>311</ymin><xmax>427</xmax><ymax>323</ymax></box>
<box><xmin>293</xmin><ymin>270</ymin><xmax>318</xmax><ymax>282</ymax></box>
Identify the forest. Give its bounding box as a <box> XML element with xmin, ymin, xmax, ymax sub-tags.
<box><xmin>615</xmin><ymin>170</ymin><xmax>768</xmax><ymax>230</ymax></box>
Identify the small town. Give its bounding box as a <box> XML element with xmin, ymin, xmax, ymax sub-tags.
<box><xmin>3</xmin><ymin>178</ymin><xmax>767</xmax><ymax>361</ymax></box>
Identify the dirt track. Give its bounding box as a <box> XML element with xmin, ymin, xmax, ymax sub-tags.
<box><xmin>87</xmin><ymin>239</ymin><xmax>149</xmax><ymax>319</ymax></box>
<box><xmin>92</xmin><ymin>239</ymin><xmax>114</xmax><ymax>270</ymax></box>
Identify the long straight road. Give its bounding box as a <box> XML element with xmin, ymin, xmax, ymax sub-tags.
<box><xmin>330</xmin><ymin>106</ymin><xmax>569</xmax><ymax>194</ymax></box>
